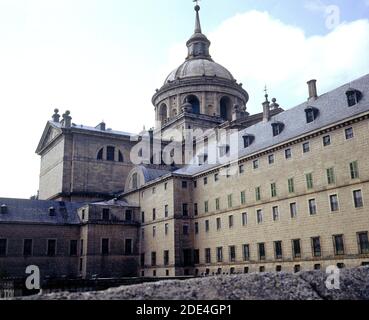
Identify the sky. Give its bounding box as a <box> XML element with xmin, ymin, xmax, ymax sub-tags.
<box><xmin>0</xmin><ymin>0</ymin><xmax>369</xmax><ymax>199</ymax></box>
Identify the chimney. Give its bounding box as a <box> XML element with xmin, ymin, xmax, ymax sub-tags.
<box><xmin>307</xmin><ymin>80</ymin><xmax>318</xmax><ymax>100</ymax></box>
<box><xmin>96</xmin><ymin>122</ymin><xmax>106</xmax><ymax>131</ymax></box>
<box><xmin>52</xmin><ymin>109</ymin><xmax>60</xmax><ymax>123</ymax></box>
<box><xmin>62</xmin><ymin>111</ymin><xmax>72</xmax><ymax>128</ymax></box>
<box><xmin>263</xmin><ymin>100</ymin><xmax>270</xmax><ymax>122</ymax></box>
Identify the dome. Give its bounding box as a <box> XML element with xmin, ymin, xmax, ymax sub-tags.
<box><xmin>165</xmin><ymin>59</ymin><xmax>235</xmax><ymax>84</ymax></box>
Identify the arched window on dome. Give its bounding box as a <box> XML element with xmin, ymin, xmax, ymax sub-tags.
<box><xmin>220</xmin><ymin>96</ymin><xmax>232</xmax><ymax>121</ymax></box>
<box><xmin>159</xmin><ymin>103</ymin><xmax>168</xmax><ymax>123</ymax></box>
<box><xmin>186</xmin><ymin>95</ymin><xmax>200</xmax><ymax>115</ymax></box>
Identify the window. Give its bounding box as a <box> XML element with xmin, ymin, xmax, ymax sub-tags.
<box><xmin>271</xmin><ymin>183</ymin><xmax>277</xmax><ymax>198</ymax></box>
<box><xmin>152</xmin><ymin>226</ymin><xmax>156</xmax><ymax>238</ymax></box>
<box><xmin>243</xmin><ymin>244</ymin><xmax>250</xmax><ymax>261</ymax></box>
<box><xmin>106</xmin><ymin>146</ymin><xmax>115</xmax><ymax>161</ymax></box>
<box><xmin>229</xmin><ymin>215</ymin><xmax>234</xmax><ymax>228</ymax></box>
<box><xmin>141</xmin><ymin>228</ymin><xmax>145</xmax><ymax>240</ymax></box>
<box><xmin>125</xmin><ymin>239</ymin><xmax>133</xmax><ymax>255</ymax></box>
<box><xmin>217</xmin><ymin>247</ymin><xmax>223</xmax><ymax>262</ymax></box>
<box><xmin>182</xmin><ymin>181</ymin><xmax>188</xmax><ymax>189</ymax></box>
<box><xmin>81</xmin><ymin>209</ymin><xmax>85</xmax><ymax>220</ymax></box>
<box><xmin>243</xmin><ymin>135</ymin><xmax>255</xmax><ymax>148</ymax></box>
<box><xmin>309</xmin><ymin>199</ymin><xmax>317</xmax><ymax>215</ymax></box>
<box><xmin>239</xmin><ymin>165</ymin><xmax>245</xmax><ymax>174</ymax></box>
<box><xmin>152</xmin><ymin>209</ymin><xmax>156</xmax><ymax>221</ymax></box>
<box><xmin>152</xmin><ymin>187</ymin><xmax>156</xmax><ymax>194</ymax></box>
<box><xmin>141</xmin><ymin>212</ymin><xmax>145</xmax><ymax>223</ymax></box>
<box><xmin>164</xmin><ymin>250</ymin><xmax>169</xmax><ymax>266</ymax></box>
<box><xmin>305</xmin><ymin>107</ymin><xmax>319</xmax><ymax>123</ymax></box>
<box><xmin>242</xmin><ymin>212</ymin><xmax>248</xmax><ymax>226</ymax></box>
<box><xmin>311</xmin><ymin>237</ymin><xmax>321</xmax><ymax>257</ymax></box>
<box><xmin>294</xmin><ymin>265</ymin><xmax>301</xmax><ymax>273</ymax></box>
<box><xmin>303</xmin><ymin>142</ymin><xmax>310</xmax><ymax>153</ymax></box>
<box><xmin>323</xmin><ymin>135</ymin><xmax>331</xmax><ymax>147</ymax></box>
<box><xmin>253</xmin><ymin>160</ymin><xmax>259</xmax><ymax>169</ymax></box>
<box><xmin>353</xmin><ymin>190</ymin><xmax>363</xmax><ymax>208</ymax></box>
<box><xmin>333</xmin><ymin>235</ymin><xmax>345</xmax><ymax>255</ymax></box>
<box><xmin>258</xmin><ymin>243</ymin><xmax>266</xmax><ymax>261</ymax></box>
<box><xmin>205</xmin><ymin>248</ymin><xmax>211</xmax><ymax>264</ymax></box>
<box><xmin>216</xmin><ymin>218</ymin><xmax>222</xmax><ymax>230</ymax></box>
<box><xmin>327</xmin><ymin>168</ymin><xmax>335</xmax><ymax>185</ymax></box>
<box><xmin>292</xmin><ymin>239</ymin><xmax>301</xmax><ymax>258</ymax></box>
<box><xmin>69</xmin><ymin>240</ymin><xmax>77</xmax><ymax>257</ymax></box>
<box><xmin>151</xmin><ymin>252</ymin><xmax>157</xmax><ymax>266</ymax></box>
<box><xmin>49</xmin><ymin>207</ymin><xmax>56</xmax><ymax>217</ymax></box>
<box><xmin>194</xmin><ymin>181</ymin><xmax>197</xmax><ymax>188</ymax></box>
<box><xmin>140</xmin><ymin>253</ymin><xmax>145</xmax><ymax>267</ymax></box>
<box><xmin>357</xmin><ymin>232</ymin><xmax>369</xmax><ymax>254</ymax></box>
<box><xmin>0</xmin><ymin>239</ymin><xmax>7</xmax><ymax>256</ymax></box>
<box><xmin>204</xmin><ymin>177</ymin><xmax>208</xmax><ymax>185</ymax></box>
<box><xmin>257</xmin><ymin>209</ymin><xmax>263</xmax><ymax>224</ymax></box>
<box><xmin>204</xmin><ymin>201</ymin><xmax>209</xmax><ymax>213</ymax></box>
<box><xmin>215</xmin><ymin>198</ymin><xmax>220</xmax><ymax>211</ymax></box>
<box><xmin>229</xmin><ymin>246</ymin><xmax>236</xmax><ymax>262</ymax></box>
<box><xmin>350</xmin><ymin>161</ymin><xmax>359</xmax><ymax>179</ymax></box>
<box><xmin>163</xmin><ymin>205</ymin><xmax>168</xmax><ymax>218</ymax></box>
<box><xmin>194</xmin><ymin>249</ymin><xmax>200</xmax><ymax>265</ymax></box>
<box><xmin>183</xmin><ymin>225</ymin><xmax>189</xmax><ymax>235</ymax></box>
<box><xmin>165</xmin><ymin>223</ymin><xmax>169</xmax><ymax>236</ymax></box>
<box><xmin>125</xmin><ymin>210</ymin><xmax>132</xmax><ymax>221</ymax></box>
<box><xmin>194</xmin><ymin>203</ymin><xmax>198</xmax><ymax>216</ymax></box>
<box><xmin>268</xmin><ymin>154</ymin><xmax>275</xmax><ymax>165</ymax></box>
<box><xmin>182</xmin><ymin>203</ymin><xmax>188</xmax><ymax>216</ymax></box>
<box><xmin>80</xmin><ymin>239</ymin><xmax>84</xmax><ymax>255</ymax></box>
<box><xmin>288</xmin><ymin>178</ymin><xmax>295</xmax><ymax>193</ymax></box>
<box><xmin>272</xmin><ymin>122</ymin><xmax>285</xmax><ymax>136</ymax></box>
<box><xmin>276</xmin><ymin>265</ymin><xmax>282</xmax><ymax>272</ymax></box>
<box><xmin>118</xmin><ymin>151</ymin><xmax>124</xmax><ymax>163</ymax></box>
<box><xmin>314</xmin><ymin>264</ymin><xmax>321</xmax><ymax>270</ymax></box>
<box><xmin>290</xmin><ymin>203</ymin><xmax>297</xmax><ymax>219</ymax></box>
<box><xmin>227</xmin><ymin>194</ymin><xmax>233</xmax><ymax>208</ymax></box>
<box><xmin>195</xmin><ymin>222</ymin><xmax>199</xmax><ymax>234</ymax></box>
<box><xmin>97</xmin><ymin>148</ymin><xmax>104</xmax><ymax>160</ymax></box>
<box><xmin>255</xmin><ymin>187</ymin><xmax>261</xmax><ymax>201</ymax></box>
<box><xmin>330</xmin><ymin>194</ymin><xmax>339</xmax><ymax>212</ymax></box>
<box><xmin>272</xmin><ymin>206</ymin><xmax>279</xmax><ymax>221</ymax></box>
<box><xmin>214</xmin><ymin>173</ymin><xmax>219</xmax><ymax>182</ymax></box>
<box><xmin>238</xmin><ymin>192</ymin><xmax>246</xmax><ymax>207</ymax></box>
<box><xmin>47</xmin><ymin>239</ymin><xmax>57</xmax><ymax>257</ymax></box>
<box><xmin>205</xmin><ymin>220</ymin><xmax>210</xmax><ymax>232</ymax></box>
<box><xmin>102</xmin><ymin>208</ymin><xmax>110</xmax><ymax>221</ymax></box>
<box><xmin>345</xmin><ymin>127</ymin><xmax>354</xmax><ymax>140</ymax></box>
<box><xmin>346</xmin><ymin>89</ymin><xmax>362</xmax><ymax>107</ymax></box>
<box><xmin>274</xmin><ymin>241</ymin><xmax>283</xmax><ymax>259</ymax></box>
<box><xmin>306</xmin><ymin>173</ymin><xmax>314</xmax><ymax>190</ymax></box>
<box><xmin>285</xmin><ymin>148</ymin><xmax>292</xmax><ymax>159</ymax></box>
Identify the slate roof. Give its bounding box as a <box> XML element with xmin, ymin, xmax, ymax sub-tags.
<box><xmin>0</xmin><ymin>198</ymin><xmax>83</xmax><ymax>225</ymax></box>
<box><xmin>140</xmin><ymin>165</ymin><xmax>174</xmax><ymax>183</ymax></box>
<box><xmin>90</xmin><ymin>199</ymin><xmax>139</xmax><ymax>208</ymax></box>
<box><xmin>175</xmin><ymin>73</ymin><xmax>369</xmax><ymax>176</ymax></box>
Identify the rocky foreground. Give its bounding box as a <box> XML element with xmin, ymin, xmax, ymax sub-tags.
<box><xmin>24</xmin><ymin>267</ymin><xmax>369</xmax><ymax>300</ymax></box>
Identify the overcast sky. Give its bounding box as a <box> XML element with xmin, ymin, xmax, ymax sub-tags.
<box><xmin>0</xmin><ymin>0</ymin><xmax>369</xmax><ymax>199</ymax></box>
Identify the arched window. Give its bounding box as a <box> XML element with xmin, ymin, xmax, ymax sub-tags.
<box><xmin>272</xmin><ymin>122</ymin><xmax>285</xmax><ymax>137</ymax></box>
<box><xmin>220</xmin><ymin>96</ymin><xmax>232</xmax><ymax>121</ymax></box>
<box><xmin>186</xmin><ymin>95</ymin><xmax>200</xmax><ymax>114</ymax></box>
<box><xmin>97</xmin><ymin>148</ymin><xmax>104</xmax><ymax>160</ymax></box>
<box><xmin>346</xmin><ymin>89</ymin><xmax>362</xmax><ymax>107</ymax></box>
<box><xmin>118</xmin><ymin>151</ymin><xmax>124</xmax><ymax>163</ymax></box>
<box><xmin>132</xmin><ymin>173</ymin><xmax>138</xmax><ymax>189</ymax></box>
<box><xmin>305</xmin><ymin>107</ymin><xmax>319</xmax><ymax>123</ymax></box>
<box><xmin>159</xmin><ymin>103</ymin><xmax>168</xmax><ymax>123</ymax></box>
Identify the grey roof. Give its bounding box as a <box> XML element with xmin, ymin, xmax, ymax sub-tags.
<box><xmin>0</xmin><ymin>198</ymin><xmax>83</xmax><ymax>225</ymax></box>
<box><xmin>90</xmin><ymin>199</ymin><xmax>139</xmax><ymax>208</ymax></box>
<box><xmin>175</xmin><ymin>73</ymin><xmax>369</xmax><ymax>176</ymax></box>
<box><xmin>165</xmin><ymin>59</ymin><xmax>235</xmax><ymax>84</ymax></box>
<box><xmin>139</xmin><ymin>165</ymin><xmax>174</xmax><ymax>183</ymax></box>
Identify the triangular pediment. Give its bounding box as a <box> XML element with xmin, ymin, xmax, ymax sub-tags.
<box><xmin>35</xmin><ymin>122</ymin><xmax>63</xmax><ymax>154</ymax></box>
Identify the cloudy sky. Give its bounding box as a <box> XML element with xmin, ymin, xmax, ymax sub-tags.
<box><xmin>0</xmin><ymin>0</ymin><xmax>369</xmax><ymax>198</ymax></box>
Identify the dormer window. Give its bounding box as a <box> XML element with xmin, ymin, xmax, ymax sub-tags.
<box><xmin>346</xmin><ymin>89</ymin><xmax>362</xmax><ymax>107</ymax></box>
<box><xmin>271</xmin><ymin>122</ymin><xmax>285</xmax><ymax>137</ymax></box>
<box><xmin>1</xmin><ymin>204</ymin><xmax>8</xmax><ymax>214</ymax></box>
<box><xmin>243</xmin><ymin>135</ymin><xmax>255</xmax><ymax>148</ymax></box>
<box><xmin>219</xmin><ymin>145</ymin><xmax>230</xmax><ymax>157</ymax></box>
<box><xmin>198</xmin><ymin>154</ymin><xmax>208</xmax><ymax>165</ymax></box>
<box><xmin>305</xmin><ymin>107</ymin><xmax>319</xmax><ymax>123</ymax></box>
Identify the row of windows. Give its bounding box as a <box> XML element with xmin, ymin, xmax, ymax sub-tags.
<box><xmin>96</xmin><ymin>146</ymin><xmax>124</xmax><ymax>162</ymax></box>
<box><xmin>0</xmin><ymin>238</ymin><xmax>134</xmax><ymax>257</ymax></box>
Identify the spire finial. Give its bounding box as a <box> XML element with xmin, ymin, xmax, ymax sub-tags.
<box><xmin>264</xmin><ymin>85</ymin><xmax>269</xmax><ymax>102</ymax></box>
<box><xmin>193</xmin><ymin>0</ymin><xmax>202</xmax><ymax>33</ymax></box>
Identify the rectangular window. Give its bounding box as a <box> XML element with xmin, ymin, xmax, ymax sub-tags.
<box><xmin>23</xmin><ymin>239</ymin><xmax>33</xmax><ymax>257</ymax></box>
<box><xmin>194</xmin><ymin>181</ymin><xmax>197</xmax><ymax>188</ymax></box>
<box><xmin>101</xmin><ymin>239</ymin><xmax>109</xmax><ymax>255</ymax></box>
<box><xmin>253</xmin><ymin>160</ymin><xmax>259</xmax><ymax>169</ymax></box>
<box><xmin>47</xmin><ymin>239</ymin><xmax>57</xmax><ymax>257</ymax></box>
<box><xmin>140</xmin><ymin>253</ymin><xmax>145</xmax><ymax>267</ymax></box>
<box><xmin>243</xmin><ymin>244</ymin><xmax>250</xmax><ymax>261</ymax></box>
<box><xmin>333</xmin><ymin>235</ymin><xmax>345</xmax><ymax>255</ymax></box>
<box><xmin>106</xmin><ymin>146</ymin><xmax>115</xmax><ymax>161</ymax></box>
<box><xmin>228</xmin><ymin>194</ymin><xmax>233</xmax><ymax>208</ymax></box>
<box><xmin>0</xmin><ymin>239</ymin><xmax>7</xmax><ymax>256</ymax></box>
<box><xmin>241</xmin><ymin>191</ymin><xmax>246</xmax><ymax>205</ymax></box>
<box><xmin>353</xmin><ymin>190</ymin><xmax>363</xmax><ymax>208</ymax></box>
<box><xmin>323</xmin><ymin>135</ymin><xmax>331</xmax><ymax>146</ymax></box>
<box><xmin>229</xmin><ymin>215</ymin><xmax>234</xmax><ymax>228</ymax></box>
<box><xmin>274</xmin><ymin>241</ymin><xmax>283</xmax><ymax>259</ymax></box>
<box><xmin>350</xmin><ymin>161</ymin><xmax>359</xmax><ymax>179</ymax></box>
<box><xmin>239</xmin><ymin>165</ymin><xmax>245</xmax><ymax>174</ymax></box>
<box><xmin>165</xmin><ymin>223</ymin><xmax>169</xmax><ymax>236</ymax></box>
<box><xmin>292</xmin><ymin>239</ymin><xmax>301</xmax><ymax>258</ymax></box>
<box><xmin>217</xmin><ymin>247</ymin><xmax>223</xmax><ymax>263</ymax></box>
<box><xmin>357</xmin><ymin>232</ymin><xmax>369</xmax><ymax>254</ymax></box>
<box><xmin>215</xmin><ymin>198</ymin><xmax>220</xmax><ymax>211</ymax></box>
<box><xmin>142</xmin><ymin>228</ymin><xmax>145</xmax><ymax>239</ymax></box>
<box><xmin>327</xmin><ymin>168</ymin><xmax>335</xmax><ymax>185</ymax></box>
<box><xmin>330</xmin><ymin>194</ymin><xmax>339</xmax><ymax>212</ymax></box>
<box><xmin>102</xmin><ymin>208</ymin><xmax>110</xmax><ymax>221</ymax></box>
<box><xmin>268</xmin><ymin>154</ymin><xmax>275</xmax><ymax>165</ymax></box>
<box><xmin>214</xmin><ymin>173</ymin><xmax>219</xmax><ymax>182</ymax></box>
<box><xmin>311</xmin><ymin>237</ymin><xmax>321</xmax><ymax>257</ymax></box>
<box><xmin>152</xmin><ymin>208</ymin><xmax>156</xmax><ymax>221</ymax></box>
<box><xmin>229</xmin><ymin>246</ymin><xmax>236</xmax><ymax>262</ymax></box>
<box><xmin>216</xmin><ymin>218</ymin><xmax>222</xmax><ymax>230</ymax></box>
<box><xmin>272</xmin><ymin>206</ymin><xmax>279</xmax><ymax>221</ymax></box>
<box><xmin>345</xmin><ymin>127</ymin><xmax>354</xmax><ymax>140</ymax></box>
<box><xmin>257</xmin><ymin>209</ymin><xmax>263</xmax><ymax>224</ymax></box>
<box><xmin>194</xmin><ymin>203</ymin><xmax>198</xmax><ymax>216</ymax></box>
<box><xmin>258</xmin><ymin>243</ymin><xmax>266</xmax><ymax>261</ymax></box>
<box><xmin>205</xmin><ymin>220</ymin><xmax>210</xmax><ymax>232</ymax></box>
<box><xmin>285</xmin><ymin>148</ymin><xmax>292</xmax><ymax>159</ymax></box>
<box><xmin>309</xmin><ymin>199</ymin><xmax>317</xmax><ymax>215</ymax></box>
<box><xmin>271</xmin><ymin>183</ymin><xmax>277</xmax><ymax>198</ymax></box>
<box><xmin>195</xmin><ymin>222</ymin><xmax>199</xmax><ymax>234</ymax></box>
<box><xmin>69</xmin><ymin>240</ymin><xmax>77</xmax><ymax>257</ymax></box>
<box><xmin>152</xmin><ymin>226</ymin><xmax>156</xmax><ymax>238</ymax></box>
<box><xmin>204</xmin><ymin>177</ymin><xmax>208</xmax><ymax>185</ymax></box>
<box><xmin>182</xmin><ymin>203</ymin><xmax>188</xmax><ymax>216</ymax></box>
<box><xmin>290</xmin><ymin>202</ymin><xmax>297</xmax><ymax>219</ymax></box>
<box><xmin>288</xmin><ymin>178</ymin><xmax>295</xmax><ymax>193</ymax></box>
<box><xmin>151</xmin><ymin>252</ymin><xmax>157</xmax><ymax>266</ymax></box>
<box><xmin>205</xmin><ymin>248</ymin><xmax>211</xmax><ymax>264</ymax></box>
<box><xmin>204</xmin><ymin>201</ymin><xmax>209</xmax><ymax>213</ymax></box>
<box><xmin>141</xmin><ymin>212</ymin><xmax>145</xmax><ymax>223</ymax></box>
<box><xmin>303</xmin><ymin>142</ymin><xmax>310</xmax><ymax>153</ymax></box>
<box><xmin>194</xmin><ymin>249</ymin><xmax>200</xmax><ymax>265</ymax></box>
<box><xmin>255</xmin><ymin>187</ymin><xmax>261</xmax><ymax>201</ymax></box>
<box><xmin>242</xmin><ymin>212</ymin><xmax>248</xmax><ymax>226</ymax></box>
<box><xmin>306</xmin><ymin>173</ymin><xmax>314</xmax><ymax>190</ymax></box>
<box><xmin>164</xmin><ymin>250</ymin><xmax>169</xmax><ymax>266</ymax></box>
<box><xmin>125</xmin><ymin>210</ymin><xmax>132</xmax><ymax>221</ymax></box>
<box><xmin>80</xmin><ymin>239</ymin><xmax>84</xmax><ymax>256</ymax></box>
<box><xmin>165</xmin><ymin>205</ymin><xmax>169</xmax><ymax>218</ymax></box>
<box><xmin>125</xmin><ymin>239</ymin><xmax>133</xmax><ymax>255</ymax></box>
<box><xmin>182</xmin><ymin>181</ymin><xmax>187</xmax><ymax>189</ymax></box>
